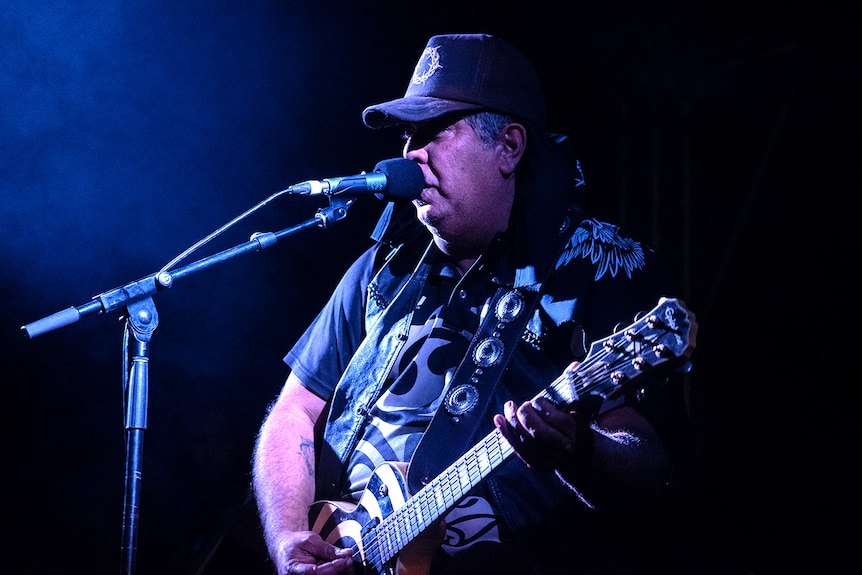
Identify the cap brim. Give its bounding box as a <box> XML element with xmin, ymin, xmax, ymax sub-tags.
<box><xmin>362</xmin><ymin>97</ymin><xmax>485</xmax><ymax>129</ymax></box>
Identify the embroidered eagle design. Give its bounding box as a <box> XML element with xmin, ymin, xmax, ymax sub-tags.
<box><xmin>556</xmin><ymin>219</ymin><xmax>645</xmax><ymax>280</ymax></box>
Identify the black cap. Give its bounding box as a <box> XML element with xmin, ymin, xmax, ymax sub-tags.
<box><xmin>363</xmin><ymin>34</ymin><xmax>546</xmax><ymax>130</ymax></box>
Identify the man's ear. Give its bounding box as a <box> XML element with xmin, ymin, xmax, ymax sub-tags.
<box><xmin>500</xmin><ymin>122</ymin><xmax>527</xmax><ymax>177</ymax></box>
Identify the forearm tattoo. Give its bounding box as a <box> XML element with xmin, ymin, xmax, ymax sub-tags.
<box><xmin>299</xmin><ymin>437</ymin><xmax>315</xmax><ymax>477</ymax></box>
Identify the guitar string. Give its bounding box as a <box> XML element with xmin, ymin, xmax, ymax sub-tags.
<box><xmin>352</xmin><ymin>321</ymin><xmax>671</xmax><ymax>569</ymax></box>
<box><xmin>347</xmin><ymin>347</ymin><xmax>610</xmax><ymax>569</ymax></box>
<box><xmin>350</xmin><ymin>317</ymin><xmax>670</xmax><ymax>569</ymax></box>
<box><xmin>350</xmin><ymin>312</ymin><xmax>677</xmax><ymax>569</ymax></box>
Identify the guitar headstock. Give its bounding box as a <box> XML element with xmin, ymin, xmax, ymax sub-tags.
<box><xmin>556</xmin><ymin>297</ymin><xmax>697</xmax><ymax>405</ymax></box>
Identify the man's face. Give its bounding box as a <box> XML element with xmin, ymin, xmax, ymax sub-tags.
<box><xmin>402</xmin><ymin>116</ymin><xmax>515</xmax><ymax>258</ymax></box>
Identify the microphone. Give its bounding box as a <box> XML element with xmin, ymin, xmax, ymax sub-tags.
<box><xmin>285</xmin><ymin>158</ymin><xmax>424</xmax><ymax>201</ymax></box>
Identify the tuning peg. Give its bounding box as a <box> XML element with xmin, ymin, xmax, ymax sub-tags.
<box><xmin>653</xmin><ymin>344</ymin><xmax>670</xmax><ymax>357</ymax></box>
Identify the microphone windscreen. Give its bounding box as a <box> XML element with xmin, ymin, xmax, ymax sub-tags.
<box><xmin>373</xmin><ymin>158</ymin><xmax>424</xmax><ymax>200</ymax></box>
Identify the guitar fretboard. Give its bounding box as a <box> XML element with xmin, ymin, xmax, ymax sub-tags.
<box><xmin>371</xmin><ymin>427</ymin><xmax>513</xmax><ymax>564</ymax></box>
<box><xmin>351</xmin><ymin>297</ymin><xmax>694</xmax><ymax>573</ymax></box>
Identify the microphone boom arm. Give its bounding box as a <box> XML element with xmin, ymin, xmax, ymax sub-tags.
<box><xmin>20</xmin><ymin>196</ymin><xmax>355</xmax><ymax>339</ymax></box>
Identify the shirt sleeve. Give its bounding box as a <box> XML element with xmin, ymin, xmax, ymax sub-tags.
<box><xmin>283</xmin><ymin>244</ymin><xmax>381</xmax><ymax>400</ymax></box>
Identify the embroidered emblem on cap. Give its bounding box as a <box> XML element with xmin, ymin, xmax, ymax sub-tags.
<box><xmin>411</xmin><ymin>46</ymin><xmax>442</xmax><ymax>85</ymax></box>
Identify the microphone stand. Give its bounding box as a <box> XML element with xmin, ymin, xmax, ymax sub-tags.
<box><xmin>20</xmin><ymin>196</ymin><xmax>356</xmax><ymax>575</ymax></box>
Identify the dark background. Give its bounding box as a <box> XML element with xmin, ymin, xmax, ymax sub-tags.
<box><xmin>2</xmin><ymin>1</ymin><xmax>855</xmax><ymax>574</ymax></box>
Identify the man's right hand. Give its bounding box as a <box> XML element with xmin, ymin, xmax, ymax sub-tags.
<box><xmin>274</xmin><ymin>530</ymin><xmax>355</xmax><ymax>575</ymax></box>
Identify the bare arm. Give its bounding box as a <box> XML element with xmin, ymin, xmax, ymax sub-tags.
<box><xmin>252</xmin><ymin>372</ymin><xmax>353</xmax><ymax>574</ymax></box>
<box><xmin>493</xmin><ymin>363</ymin><xmax>669</xmax><ymax>512</ymax></box>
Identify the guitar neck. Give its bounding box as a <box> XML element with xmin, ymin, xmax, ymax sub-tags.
<box><xmin>366</xmin><ymin>372</ymin><xmax>574</xmax><ymax>565</ymax></box>
<box><xmin>359</xmin><ymin>297</ymin><xmax>696</xmax><ymax>569</ymax></box>
<box><xmin>369</xmin><ymin>427</ymin><xmax>513</xmax><ymax>565</ymax></box>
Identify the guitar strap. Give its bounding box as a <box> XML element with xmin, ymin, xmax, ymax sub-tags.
<box><xmin>406</xmin><ymin>282</ymin><xmax>542</xmax><ymax>495</ymax></box>
<box><xmin>405</xmin><ymin>152</ymin><xmax>589</xmax><ymax>495</ymax></box>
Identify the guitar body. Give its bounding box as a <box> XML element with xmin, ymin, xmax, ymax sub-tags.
<box><xmin>309</xmin><ymin>462</ymin><xmax>412</xmax><ymax>575</ymax></box>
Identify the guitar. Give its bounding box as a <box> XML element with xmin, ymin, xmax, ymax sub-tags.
<box><xmin>308</xmin><ymin>297</ymin><xmax>697</xmax><ymax>575</ymax></box>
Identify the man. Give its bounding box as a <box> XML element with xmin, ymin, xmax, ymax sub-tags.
<box><xmin>253</xmin><ymin>33</ymin><xmax>692</xmax><ymax>575</ymax></box>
